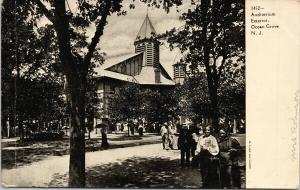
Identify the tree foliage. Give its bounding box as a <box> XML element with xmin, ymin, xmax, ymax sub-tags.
<box><xmin>108</xmin><ymin>85</ymin><xmax>181</xmax><ymax>133</ymax></box>
<box><xmin>1</xmin><ymin>0</ymin><xmax>66</xmax><ymax>138</ymax></box>
<box><xmin>179</xmin><ymin>74</ymin><xmax>211</xmax><ymax>122</ymax></box>
<box><xmin>163</xmin><ymin>0</ymin><xmax>245</xmax><ymax>131</ymax></box>
<box><xmin>178</xmin><ymin>61</ymin><xmax>245</xmax><ymax>124</ymax></box>
<box><xmin>143</xmin><ymin>88</ymin><xmax>181</xmax><ymax>126</ymax></box>
<box><xmin>218</xmin><ymin>58</ymin><xmax>245</xmax><ymax>119</ymax></box>
<box><xmin>108</xmin><ymin>83</ymin><xmax>144</xmax><ymax>122</ymax></box>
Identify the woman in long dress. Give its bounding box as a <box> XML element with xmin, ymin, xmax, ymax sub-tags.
<box><xmin>218</xmin><ymin>128</ymin><xmax>241</xmax><ymax>188</ymax></box>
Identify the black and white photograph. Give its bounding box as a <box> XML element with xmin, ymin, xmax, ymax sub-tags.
<box><xmin>1</xmin><ymin>0</ymin><xmax>245</xmax><ymax>188</ymax></box>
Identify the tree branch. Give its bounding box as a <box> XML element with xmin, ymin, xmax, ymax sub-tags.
<box><xmin>53</xmin><ymin>0</ymin><xmax>77</xmax><ymax>78</ymax></box>
<box><xmin>33</xmin><ymin>0</ymin><xmax>55</xmax><ymax>24</ymax></box>
<box><xmin>83</xmin><ymin>2</ymin><xmax>112</xmax><ymax>72</ymax></box>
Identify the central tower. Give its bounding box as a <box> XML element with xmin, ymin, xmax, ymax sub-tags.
<box><xmin>134</xmin><ymin>14</ymin><xmax>159</xmax><ymax>68</ymax></box>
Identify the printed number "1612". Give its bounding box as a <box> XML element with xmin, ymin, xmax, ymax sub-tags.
<box><xmin>251</xmin><ymin>6</ymin><xmax>262</xmax><ymax>11</ymax></box>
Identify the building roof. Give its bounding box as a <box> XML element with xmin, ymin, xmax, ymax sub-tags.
<box><xmin>94</xmin><ymin>14</ymin><xmax>175</xmax><ymax>86</ymax></box>
<box><xmin>95</xmin><ymin>69</ymin><xmax>135</xmax><ymax>82</ymax></box>
<box><xmin>100</xmin><ymin>52</ymin><xmax>143</xmax><ymax>70</ymax></box>
<box><xmin>134</xmin><ymin>66</ymin><xmax>174</xmax><ymax>85</ymax></box>
<box><xmin>95</xmin><ymin>65</ymin><xmax>174</xmax><ymax>85</ymax></box>
<box><xmin>173</xmin><ymin>62</ymin><xmax>187</xmax><ymax>66</ymax></box>
<box><xmin>135</xmin><ymin>14</ymin><xmax>156</xmax><ymax>41</ymax></box>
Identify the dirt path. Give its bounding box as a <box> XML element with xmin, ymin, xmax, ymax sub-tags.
<box><xmin>2</xmin><ymin>144</ymin><xmax>186</xmax><ymax>187</ymax></box>
<box><xmin>1</xmin><ymin>134</ymin><xmax>161</xmax><ymax>169</ymax></box>
<box><xmin>2</xmin><ymin>140</ymin><xmax>245</xmax><ymax>188</ymax></box>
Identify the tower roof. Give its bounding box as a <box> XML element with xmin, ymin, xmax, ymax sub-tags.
<box><xmin>135</xmin><ymin>14</ymin><xmax>156</xmax><ymax>41</ymax></box>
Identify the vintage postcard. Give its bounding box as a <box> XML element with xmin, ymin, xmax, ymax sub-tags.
<box><xmin>0</xmin><ymin>0</ymin><xmax>298</xmax><ymax>189</ymax></box>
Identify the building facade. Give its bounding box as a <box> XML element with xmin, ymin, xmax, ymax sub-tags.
<box><xmin>93</xmin><ymin>14</ymin><xmax>186</xmax><ymax>127</ymax></box>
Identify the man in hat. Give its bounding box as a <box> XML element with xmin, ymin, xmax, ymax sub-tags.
<box><xmin>178</xmin><ymin>125</ymin><xmax>193</xmax><ymax>166</ymax></box>
<box><xmin>160</xmin><ymin>123</ymin><xmax>168</xmax><ymax>149</ymax></box>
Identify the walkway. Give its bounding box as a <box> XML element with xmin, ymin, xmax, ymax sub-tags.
<box><xmin>2</xmin><ymin>143</ymin><xmax>201</xmax><ymax>188</ymax></box>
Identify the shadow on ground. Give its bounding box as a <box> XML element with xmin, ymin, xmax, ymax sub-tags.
<box><xmin>108</xmin><ymin>135</ymin><xmax>143</xmax><ymax>141</ymax></box>
<box><xmin>1</xmin><ymin>135</ymin><xmax>160</xmax><ymax>169</ymax></box>
<box><xmin>48</xmin><ymin>157</ymin><xmax>202</xmax><ymax>188</ymax></box>
<box><xmin>48</xmin><ymin>156</ymin><xmax>245</xmax><ymax>188</ymax></box>
<box><xmin>1</xmin><ymin>139</ymin><xmax>70</xmax><ymax>169</ymax></box>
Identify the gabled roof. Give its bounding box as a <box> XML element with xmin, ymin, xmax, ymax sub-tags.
<box><xmin>94</xmin><ymin>57</ymin><xmax>175</xmax><ymax>85</ymax></box>
<box><xmin>94</xmin><ymin>52</ymin><xmax>175</xmax><ymax>85</ymax></box>
<box><xmin>93</xmin><ymin>52</ymin><xmax>140</xmax><ymax>82</ymax></box>
<box><xmin>95</xmin><ymin>66</ymin><xmax>175</xmax><ymax>86</ymax></box>
<box><xmin>94</xmin><ymin>13</ymin><xmax>175</xmax><ymax>86</ymax></box>
<box><xmin>134</xmin><ymin>66</ymin><xmax>175</xmax><ymax>85</ymax></box>
<box><xmin>95</xmin><ymin>69</ymin><xmax>135</xmax><ymax>83</ymax></box>
<box><xmin>135</xmin><ymin>14</ymin><xmax>156</xmax><ymax>41</ymax></box>
<box><xmin>102</xmin><ymin>52</ymin><xmax>143</xmax><ymax>70</ymax></box>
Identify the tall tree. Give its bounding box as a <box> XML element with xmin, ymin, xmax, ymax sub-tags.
<box><xmin>218</xmin><ymin>58</ymin><xmax>245</xmax><ymax>120</ymax></box>
<box><xmin>178</xmin><ymin>62</ymin><xmax>245</xmax><ymax>125</ymax></box>
<box><xmin>143</xmin><ymin>88</ymin><xmax>181</xmax><ymax>132</ymax></box>
<box><xmin>2</xmin><ymin>0</ymin><xmax>182</xmax><ymax>186</ymax></box>
<box><xmin>164</xmin><ymin>0</ymin><xmax>245</xmax><ymax>132</ymax></box>
<box><xmin>108</xmin><ymin>83</ymin><xmax>144</xmax><ymax>133</ymax></box>
<box><xmin>179</xmin><ymin>73</ymin><xmax>212</xmax><ymax>123</ymax></box>
<box><xmin>85</xmin><ymin>61</ymin><xmax>104</xmax><ymax>139</ymax></box>
<box><xmin>1</xmin><ymin>0</ymin><xmax>63</xmax><ymax>138</ymax></box>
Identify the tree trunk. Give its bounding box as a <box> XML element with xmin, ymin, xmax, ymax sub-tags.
<box><xmin>210</xmin><ymin>87</ymin><xmax>219</xmax><ymax>133</ymax></box>
<box><xmin>200</xmin><ymin>0</ymin><xmax>220</xmax><ymax>134</ymax></box>
<box><xmin>68</xmin><ymin>78</ymin><xmax>86</xmax><ymax>187</ymax></box>
<box><xmin>19</xmin><ymin>117</ymin><xmax>24</xmax><ymax>141</ymax></box>
<box><xmin>53</xmin><ymin>1</ymin><xmax>86</xmax><ymax>187</ymax></box>
<box><xmin>7</xmin><ymin>117</ymin><xmax>10</xmax><ymax>138</ymax></box>
<box><xmin>233</xmin><ymin>119</ymin><xmax>237</xmax><ymax>134</ymax></box>
<box><xmin>158</xmin><ymin>123</ymin><xmax>161</xmax><ymax>135</ymax></box>
<box><xmin>2</xmin><ymin>115</ymin><xmax>8</xmax><ymax>138</ymax></box>
<box><xmin>128</xmin><ymin>126</ymin><xmax>130</xmax><ymax>137</ymax></box>
<box><xmin>203</xmin><ymin>50</ymin><xmax>220</xmax><ymax>133</ymax></box>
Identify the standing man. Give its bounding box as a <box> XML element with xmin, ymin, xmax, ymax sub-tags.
<box><xmin>138</xmin><ymin>121</ymin><xmax>144</xmax><ymax>136</ymax></box>
<box><xmin>178</xmin><ymin>125</ymin><xmax>192</xmax><ymax>167</ymax></box>
<box><xmin>160</xmin><ymin>124</ymin><xmax>168</xmax><ymax>149</ymax></box>
<box><xmin>196</xmin><ymin>125</ymin><xmax>219</xmax><ymax>188</ymax></box>
<box><xmin>100</xmin><ymin>126</ymin><xmax>109</xmax><ymax>149</ymax></box>
<box><xmin>130</xmin><ymin>122</ymin><xmax>135</xmax><ymax>135</ymax></box>
<box><xmin>127</xmin><ymin>121</ymin><xmax>134</xmax><ymax>136</ymax></box>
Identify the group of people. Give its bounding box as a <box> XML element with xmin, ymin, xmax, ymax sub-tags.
<box><xmin>160</xmin><ymin>121</ymin><xmax>176</xmax><ymax>150</ymax></box>
<box><xmin>177</xmin><ymin>123</ymin><xmax>241</xmax><ymax>188</ymax></box>
<box><xmin>127</xmin><ymin>121</ymin><xmax>146</xmax><ymax>136</ymax></box>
